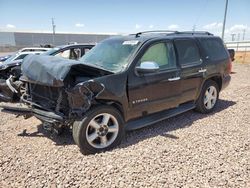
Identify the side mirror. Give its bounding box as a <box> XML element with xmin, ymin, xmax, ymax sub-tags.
<box><xmin>136</xmin><ymin>61</ymin><xmax>159</xmax><ymax>74</ymax></box>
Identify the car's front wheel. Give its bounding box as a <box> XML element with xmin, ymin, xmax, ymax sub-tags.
<box><xmin>72</xmin><ymin>105</ymin><xmax>124</xmax><ymax>154</ymax></box>
<box><xmin>195</xmin><ymin>80</ymin><xmax>219</xmax><ymax>113</ymax></box>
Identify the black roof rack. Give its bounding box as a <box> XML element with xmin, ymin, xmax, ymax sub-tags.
<box><xmin>133</xmin><ymin>30</ymin><xmax>213</xmax><ymax>37</ymax></box>
<box><xmin>174</xmin><ymin>31</ymin><xmax>213</xmax><ymax>35</ymax></box>
<box><xmin>133</xmin><ymin>30</ymin><xmax>177</xmax><ymax>37</ymax></box>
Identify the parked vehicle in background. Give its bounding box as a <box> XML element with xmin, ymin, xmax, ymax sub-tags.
<box><xmin>0</xmin><ymin>54</ymin><xmax>12</xmax><ymax>63</ymax></box>
<box><xmin>43</xmin><ymin>43</ymin><xmax>94</xmax><ymax>60</ymax></box>
<box><xmin>0</xmin><ymin>44</ymin><xmax>94</xmax><ymax>102</ymax></box>
<box><xmin>0</xmin><ymin>50</ymin><xmax>49</xmax><ymax>79</ymax></box>
<box><xmin>228</xmin><ymin>49</ymin><xmax>235</xmax><ymax>61</ymax></box>
<box><xmin>18</xmin><ymin>47</ymin><xmax>51</xmax><ymax>53</ymax></box>
<box><xmin>1</xmin><ymin>31</ymin><xmax>232</xmax><ymax>154</ymax></box>
<box><xmin>0</xmin><ymin>47</ymin><xmax>50</xmax><ymax>64</ymax></box>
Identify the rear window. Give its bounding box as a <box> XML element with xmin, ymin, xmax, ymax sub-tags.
<box><xmin>174</xmin><ymin>39</ymin><xmax>201</xmax><ymax>66</ymax></box>
<box><xmin>199</xmin><ymin>38</ymin><xmax>228</xmax><ymax>61</ymax></box>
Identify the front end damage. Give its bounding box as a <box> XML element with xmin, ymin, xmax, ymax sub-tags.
<box><xmin>20</xmin><ymin>79</ymin><xmax>105</xmax><ymax>123</ymax></box>
<box><xmin>0</xmin><ymin>55</ymin><xmax>111</xmax><ymax>132</ymax></box>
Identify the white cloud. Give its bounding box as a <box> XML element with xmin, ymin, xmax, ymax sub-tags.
<box><xmin>203</xmin><ymin>22</ymin><xmax>222</xmax><ymax>30</ymax></box>
<box><xmin>149</xmin><ymin>24</ymin><xmax>154</xmax><ymax>29</ymax></box>
<box><xmin>75</xmin><ymin>23</ymin><xmax>85</xmax><ymax>27</ymax></box>
<box><xmin>135</xmin><ymin>24</ymin><xmax>142</xmax><ymax>29</ymax></box>
<box><xmin>168</xmin><ymin>24</ymin><xmax>179</xmax><ymax>30</ymax></box>
<box><xmin>6</xmin><ymin>24</ymin><xmax>16</xmax><ymax>28</ymax></box>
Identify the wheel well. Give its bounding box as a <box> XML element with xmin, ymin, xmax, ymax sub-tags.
<box><xmin>209</xmin><ymin>76</ymin><xmax>222</xmax><ymax>91</ymax></box>
<box><xmin>94</xmin><ymin>100</ymin><xmax>125</xmax><ymax>119</ymax></box>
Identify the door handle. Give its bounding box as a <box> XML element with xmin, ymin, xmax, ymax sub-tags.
<box><xmin>168</xmin><ymin>77</ymin><xmax>180</xmax><ymax>81</ymax></box>
<box><xmin>198</xmin><ymin>69</ymin><xmax>207</xmax><ymax>73</ymax></box>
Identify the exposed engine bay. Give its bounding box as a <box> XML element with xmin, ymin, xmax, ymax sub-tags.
<box><xmin>0</xmin><ymin>55</ymin><xmax>112</xmax><ymax>126</ymax></box>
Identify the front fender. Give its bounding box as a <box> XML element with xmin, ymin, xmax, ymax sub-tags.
<box><xmin>66</xmin><ymin>80</ymin><xmax>105</xmax><ymax>115</ymax></box>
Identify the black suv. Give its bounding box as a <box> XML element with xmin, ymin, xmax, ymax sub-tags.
<box><xmin>3</xmin><ymin>31</ymin><xmax>232</xmax><ymax>154</ymax></box>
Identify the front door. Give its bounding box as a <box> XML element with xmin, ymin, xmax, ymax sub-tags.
<box><xmin>127</xmin><ymin>40</ymin><xmax>181</xmax><ymax>119</ymax></box>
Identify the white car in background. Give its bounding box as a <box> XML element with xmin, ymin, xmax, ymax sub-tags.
<box><xmin>1</xmin><ymin>47</ymin><xmax>50</xmax><ymax>64</ymax></box>
<box><xmin>18</xmin><ymin>47</ymin><xmax>51</xmax><ymax>53</ymax></box>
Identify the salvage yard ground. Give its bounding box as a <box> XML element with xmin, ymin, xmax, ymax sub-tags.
<box><xmin>0</xmin><ymin>63</ymin><xmax>250</xmax><ymax>187</ymax></box>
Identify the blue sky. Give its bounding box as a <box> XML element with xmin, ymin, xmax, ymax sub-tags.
<box><xmin>0</xmin><ymin>0</ymin><xmax>249</xmax><ymax>40</ymax></box>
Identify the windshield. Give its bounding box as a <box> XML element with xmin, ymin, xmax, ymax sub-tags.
<box><xmin>4</xmin><ymin>53</ymin><xmax>18</xmax><ymax>63</ymax></box>
<box><xmin>79</xmin><ymin>38</ymin><xmax>140</xmax><ymax>72</ymax></box>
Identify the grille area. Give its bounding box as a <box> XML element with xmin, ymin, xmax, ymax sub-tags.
<box><xmin>27</xmin><ymin>83</ymin><xmax>69</xmax><ymax>115</ymax></box>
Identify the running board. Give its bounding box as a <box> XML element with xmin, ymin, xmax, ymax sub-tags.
<box><xmin>125</xmin><ymin>102</ymin><xmax>195</xmax><ymax>131</ymax></box>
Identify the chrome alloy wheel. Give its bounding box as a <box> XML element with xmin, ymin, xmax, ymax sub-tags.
<box><xmin>204</xmin><ymin>86</ymin><xmax>217</xmax><ymax>110</ymax></box>
<box><xmin>86</xmin><ymin>113</ymin><xmax>119</xmax><ymax>149</ymax></box>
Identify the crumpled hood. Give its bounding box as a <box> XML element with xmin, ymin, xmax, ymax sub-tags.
<box><xmin>21</xmin><ymin>55</ymin><xmax>111</xmax><ymax>87</ymax></box>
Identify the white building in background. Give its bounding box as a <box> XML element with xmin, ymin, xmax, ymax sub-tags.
<box><xmin>0</xmin><ymin>30</ymin><xmax>116</xmax><ymax>47</ymax></box>
<box><xmin>225</xmin><ymin>41</ymin><xmax>250</xmax><ymax>52</ymax></box>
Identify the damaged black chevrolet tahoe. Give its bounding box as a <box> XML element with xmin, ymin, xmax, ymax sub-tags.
<box><xmin>3</xmin><ymin>31</ymin><xmax>232</xmax><ymax>154</ymax></box>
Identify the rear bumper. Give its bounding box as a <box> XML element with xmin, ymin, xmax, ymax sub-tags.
<box><xmin>221</xmin><ymin>74</ymin><xmax>231</xmax><ymax>90</ymax></box>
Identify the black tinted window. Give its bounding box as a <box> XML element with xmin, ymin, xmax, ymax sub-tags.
<box><xmin>175</xmin><ymin>39</ymin><xmax>200</xmax><ymax>66</ymax></box>
<box><xmin>199</xmin><ymin>38</ymin><xmax>228</xmax><ymax>61</ymax></box>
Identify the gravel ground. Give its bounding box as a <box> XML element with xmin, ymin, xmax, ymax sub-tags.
<box><xmin>0</xmin><ymin>63</ymin><xmax>250</xmax><ymax>188</ymax></box>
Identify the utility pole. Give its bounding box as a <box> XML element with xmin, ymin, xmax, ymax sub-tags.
<box><xmin>192</xmin><ymin>25</ymin><xmax>196</xmax><ymax>32</ymax></box>
<box><xmin>222</xmin><ymin>0</ymin><xmax>228</xmax><ymax>40</ymax></box>
<box><xmin>231</xmin><ymin>33</ymin><xmax>236</xmax><ymax>41</ymax></box>
<box><xmin>242</xmin><ymin>29</ymin><xmax>246</xmax><ymax>41</ymax></box>
<box><xmin>52</xmin><ymin>18</ymin><xmax>56</xmax><ymax>45</ymax></box>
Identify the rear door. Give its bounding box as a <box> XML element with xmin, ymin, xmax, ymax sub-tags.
<box><xmin>174</xmin><ymin>38</ymin><xmax>204</xmax><ymax>103</ymax></box>
<box><xmin>128</xmin><ymin>40</ymin><xmax>181</xmax><ymax>119</ymax></box>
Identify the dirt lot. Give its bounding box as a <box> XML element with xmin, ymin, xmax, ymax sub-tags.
<box><xmin>0</xmin><ymin>63</ymin><xmax>250</xmax><ymax>188</ymax></box>
<box><xmin>235</xmin><ymin>51</ymin><xmax>250</xmax><ymax>64</ymax></box>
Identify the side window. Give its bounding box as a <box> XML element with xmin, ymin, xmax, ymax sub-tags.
<box><xmin>139</xmin><ymin>42</ymin><xmax>176</xmax><ymax>70</ymax></box>
<box><xmin>175</xmin><ymin>39</ymin><xmax>201</xmax><ymax>66</ymax></box>
<box><xmin>200</xmin><ymin>38</ymin><xmax>228</xmax><ymax>61</ymax></box>
<box><xmin>84</xmin><ymin>48</ymin><xmax>91</xmax><ymax>54</ymax></box>
<box><xmin>55</xmin><ymin>49</ymin><xmax>70</xmax><ymax>59</ymax></box>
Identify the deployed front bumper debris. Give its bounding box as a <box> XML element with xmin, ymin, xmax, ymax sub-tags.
<box><xmin>0</xmin><ymin>76</ymin><xmax>23</xmax><ymax>102</ymax></box>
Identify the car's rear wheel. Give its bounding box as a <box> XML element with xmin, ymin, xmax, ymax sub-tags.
<box><xmin>195</xmin><ymin>80</ymin><xmax>219</xmax><ymax>113</ymax></box>
<box><xmin>72</xmin><ymin>105</ymin><xmax>124</xmax><ymax>154</ymax></box>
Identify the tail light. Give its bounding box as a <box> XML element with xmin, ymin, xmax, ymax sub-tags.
<box><xmin>227</xmin><ymin>59</ymin><xmax>232</xmax><ymax>74</ymax></box>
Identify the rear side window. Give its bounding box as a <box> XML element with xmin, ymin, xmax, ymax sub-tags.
<box><xmin>199</xmin><ymin>38</ymin><xmax>228</xmax><ymax>61</ymax></box>
<box><xmin>174</xmin><ymin>39</ymin><xmax>201</xmax><ymax>66</ymax></box>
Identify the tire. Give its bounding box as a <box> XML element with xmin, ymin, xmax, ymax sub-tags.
<box><xmin>72</xmin><ymin>105</ymin><xmax>124</xmax><ymax>155</ymax></box>
<box><xmin>195</xmin><ymin>80</ymin><xmax>219</xmax><ymax>113</ymax></box>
